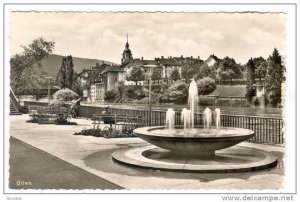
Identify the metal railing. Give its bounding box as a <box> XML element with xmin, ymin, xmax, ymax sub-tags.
<box><xmin>10</xmin><ymin>88</ymin><xmax>20</xmax><ymax>113</ymax></box>
<box><xmin>79</xmin><ymin>105</ymin><xmax>284</xmax><ymax>144</ymax></box>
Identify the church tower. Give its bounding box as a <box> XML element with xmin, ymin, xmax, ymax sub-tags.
<box><xmin>121</xmin><ymin>34</ymin><xmax>133</xmax><ymax>64</ymax></box>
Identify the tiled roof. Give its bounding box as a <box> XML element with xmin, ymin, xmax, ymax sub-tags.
<box><xmin>101</xmin><ymin>65</ymin><xmax>124</xmax><ymax>74</ymax></box>
<box><xmin>156</xmin><ymin>58</ymin><xmax>180</xmax><ymax>66</ymax></box>
<box><xmin>208</xmin><ymin>85</ymin><xmax>246</xmax><ymax>98</ymax></box>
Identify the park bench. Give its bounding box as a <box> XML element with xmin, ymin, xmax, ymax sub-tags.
<box><xmin>28</xmin><ymin>106</ymin><xmax>58</xmax><ymax>124</ymax></box>
<box><xmin>92</xmin><ymin>114</ymin><xmax>144</xmax><ymax>131</ymax></box>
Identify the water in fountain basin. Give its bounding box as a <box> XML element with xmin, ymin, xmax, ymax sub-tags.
<box><xmin>181</xmin><ymin>108</ymin><xmax>192</xmax><ymax>129</ymax></box>
<box><xmin>188</xmin><ymin>79</ymin><xmax>199</xmax><ymax>128</ymax></box>
<box><xmin>215</xmin><ymin>108</ymin><xmax>221</xmax><ymax>130</ymax></box>
<box><xmin>203</xmin><ymin>108</ymin><xmax>212</xmax><ymax>129</ymax></box>
<box><xmin>166</xmin><ymin>108</ymin><xmax>175</xmax><ymax>131</ymax></box>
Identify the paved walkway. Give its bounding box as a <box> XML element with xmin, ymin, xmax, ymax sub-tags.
<box><xmin>9</xmin><ymin>115</ymin><xmax>285</xmax><ymax>190</ymax></box>
<box><xmin>9</xmin><ymin>137</ymin><xmax>123</xmax><ymax>189</ymax></box>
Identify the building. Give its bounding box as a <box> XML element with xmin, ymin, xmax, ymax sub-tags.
<box><xmin>101</xmin><ymin>65</ymin><xmax>125</xmax><ymax>91</ymax></box>
<box><xmin>204</xmin><ymin>54</ymin><xmax>220</xmax><ymax>67</ymax></box>
<box><xmin>121</xmin><ymin>34</ymin><xmax>133</xmax><ymax>65</ymax></box>
<box><xmin>78</xmin><ymin>64</ymin><xmax>107</xmax><ymax>102</ymax></box>
<box><xmin>155</xmin><ymin>56</ymin><xmax>182</xmax><ymax>79</ymax></box>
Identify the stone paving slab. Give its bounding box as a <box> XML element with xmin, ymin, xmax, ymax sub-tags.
<box><xmin>9</xmin><ymin>115</ymin><xmax>285</xmax><ymax>190</ymax></box>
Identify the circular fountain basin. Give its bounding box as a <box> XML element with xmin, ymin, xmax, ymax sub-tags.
<box><xmin>133</xmin><ymin>126</ymin><xmax>255</xmax><ymax>157</ymax></box>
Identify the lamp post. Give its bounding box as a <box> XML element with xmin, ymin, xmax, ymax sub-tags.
<box><xmin>143</xmin><ymin>65</ymin><xmax>156</xmax><ymax>126</ymax></box>
<box><xmin>45</xmin><ymin>76</ymin><xmax>53</xmax><ymax>105</ymax></box>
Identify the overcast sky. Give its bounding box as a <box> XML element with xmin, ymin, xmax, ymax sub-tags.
<box><xmin>10</xmin><ymin>12</ymin><xmax>286</xmax><ymax>64</ymax></box>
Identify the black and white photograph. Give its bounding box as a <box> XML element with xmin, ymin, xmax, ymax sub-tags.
<box><xmin>1</xmin><ymin>1</ymin><xmax>298</xmax><ymax>202</ymax></box>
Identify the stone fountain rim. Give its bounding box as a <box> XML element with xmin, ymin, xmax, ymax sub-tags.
<box><xmin>133</xmin><ymin>126</ymin><xmax>255</xmax><ymax>140</ymax></box>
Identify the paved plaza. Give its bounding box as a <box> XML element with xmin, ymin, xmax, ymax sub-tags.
<box><xmin>9</xmin><ymin>115</ymin><xmax>284</xmax><ymax>190</ymax></box>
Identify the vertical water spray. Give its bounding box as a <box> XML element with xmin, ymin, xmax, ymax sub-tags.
<box><xmin>188</xmin><ymin>79</ymin><xmax>199</xmax><ymax>128</ymax></box>
<box><xmin>215</xmin><ymin>108</ymin><xmax>221</xmax><ymax>130</ymax></box>
<box><xmin>203</xmin><ymin>108</ymin><xmax>212</xmax><ymax>129</ymax></box>
<box><xmin>166</xmin><ymin>108</ymin><xmax>175</xmax><ymax>131</ymax></box>
<box><xmin>181</xmin><ymin>108</ymin><xmax>192</xmax><ymax>130</ymax></box>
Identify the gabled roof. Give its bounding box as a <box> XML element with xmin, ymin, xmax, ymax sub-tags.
<box><xmin>208</xmin><ymin>85</ymin><xmax>246</xmax><ymax>98</ymax></box>
<box><xmin>122</xmin><ymin>59</ymin><xmax>159</xmax><ymax>69</ymax></box>
<box><xmin>156</xmin><ymin>58</ymin><xmax>180</xmax><ymax>66</ymax></box>
<box><xmin>205</xmin><ymin>54</ymin><xmax>220</xmax><ymax>63</ymax></box>
<box><xmin>101</xmin><ymin>65</ymin><xmax>124</xmax><ymax>74</ymax></box>
<box><xmin>77</xmin><ymin>64</ymin><xmax>109</xmax><ymax>76</ymax></box>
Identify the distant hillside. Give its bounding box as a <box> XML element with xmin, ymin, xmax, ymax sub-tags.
<box><xmin>32</xmin><ymin>54</ymin><xmax>116</xmax><ymax>78</ymax></box>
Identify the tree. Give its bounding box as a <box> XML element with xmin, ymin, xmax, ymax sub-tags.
<box><xmin>253</xmin><ymin>57</ymin><xmax>268</xmax><ymax>81</ymax></box>
<box><xmin>265</xmin><ymin>48</ymin><xmax>286</xmax><ymax>106</ymax></box>
<box><xmin>217</xmin><ymin>57</ymin><xmax>243</xmax><ymax>83</ymax></box>
<box><xmin>245</xmin><ymin>58</ymin><xmax>256</xmax><ymax>102</ymax></box>
<box><xmin>72</xmin><ymin>73</ymin><xmax>83</xmax><ymax>97</ymax></box>
<box><xmin>56</xmin><ymin>55</ymin><xmax>75</xmax><ymax>89</ymax></box>
<box><xmin>126</xmin><ymin>66</ymin><xmax>146</xmax><ymax>85</ymax></box>
<box><xmin>196</xmin><ymin>77</ymin><xmax>216</xmax><ymax>95</ymax></box>
<box><xmin>180</xmin><ymin>59</ymin><xmax>204</xmax><ymax>82</ymax></box>
<box><xmin>151</xmin><ymin>67</ymin><xmax>162</xmax><ymax>80</ymax></box>
<box><xmin>168</xmin><ymin>81</ymin><xmax>189</xmax><ymax>104</ymax></box>
<box><xmin>197</xmin><ymin>64</ymin><xmax>217</xmax><ymax>80</ymax></box>
<box><xmin>53</xmin><ymin>88</ymin><xmax>79</xmax><ymax>101</ymax></box>
<box><xmin>169</xmin><ymin>68</ymin><xmax>181</xmax><ymax>81</ymax></box>
<box><xmin>10</xmin><ymin>37</ymin><xmax>55</xmax><ymax>95</ymax></box>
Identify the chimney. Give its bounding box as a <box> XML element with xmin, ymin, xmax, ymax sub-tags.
<box><xmin>198</xmin><ymin>56</ymin><xmax>200</xmax><ymax>59</ymax></box>
<box><xmin>141</xmin><ymin>57</ymin><xmax>144</xmax><ymax>60</ymax></box>
<box><xmin>170</xmin><ymin>56</ymin><xmax>172</xmax><ymax>59</ymax></box>
<box><xmin>191</xmin><ymin>56</ymin><xmax>193</xmax><ymax>59</ymax></box>
<box><xmin>181</xmin><ymin>55</ymin><xmax>183</xmax><ymax>58</ymax></box>
<box><xmin>161</xmin><ymin>56</ymin><xmax>164</xmax><ymax>59</ymax></box>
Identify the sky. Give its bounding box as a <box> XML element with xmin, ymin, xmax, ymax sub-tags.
<box><xmin>10</xmin><ymin>12</ymin><xmax>286</xmax><ymax>65</ymax></box>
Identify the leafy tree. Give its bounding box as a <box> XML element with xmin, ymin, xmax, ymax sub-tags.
<box><xmin>104</xmin><ymin>90</ymin><xmax>117</xmax><ymax>101</ymax></box>
<box><xmin>53</xmin><ymin>88</ymin><xmax>79</xmax><ymax>101</ymax></box>
<box><xmin>180</xmin><ymin>59</ymin><xmax>204</xmax><ymax>82</ymax></box>
<box><xmin>217</xmin><ymin>57</ymin><xmax>243</xmax><ymax>83</ymax></box>
<box><xmin>126</xmin><ymin>66</ymin><xmax>146</xmax><ymax>85</ymax></box>
<box><xmin>116</xmin><ymin>81</ymin><xmax>126</xmax><ymax>100</ymax></box>
<box><xmin>10</xmin><ymin>37</ymin><xmax>55</xmax><ymax>95</ymax></box>
<box><xmin>265</xmin><ymin>48</ymin><xmax>286</xmax><ymax>106</ymax></box>
<box><xmin>245</xmin><ymin>58</ymin><xmax>256</xmax><ymax>102</ymax></box>
<box><xmin>253</xmin><ymin>57</ymin><xmax>268</xmax><ymax>81</ymax></box>
<box><xmin>72</xmin><ymin>73</ymin><xmax>83</xmax><ymax>97</ymax></box>
<box><xmin>56</xmin><ymin>55</ymin><xmax>75</xmax><ymax>89</ymax></box>
<box><xmin>197</xmin><ymin>64</ymin><xmax>217</xmax><ymax>80</ymax></box>
<box><xmin>169</xmin><ymin>68</ymin><xmax>181</xmax><ymax>81</ymax></box>
<box><xmin>196</xmin><ymin>77</ymin><xmax>216</xmax><ymax>95</ymax></box>
<box><xmin>168</xmin><ymin>81</ymin><xmax>189</xmax><ymax>104</ymax></box>
<box><xmin>151</xmin><ymin>67</ymin><xmax>162</xmax><ymax>80</ymax></box>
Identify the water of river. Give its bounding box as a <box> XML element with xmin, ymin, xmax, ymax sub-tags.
<box><xmin>83</xmin><ymin>102</ymin><xmax>283</xmax><ymax>118</ymax></box>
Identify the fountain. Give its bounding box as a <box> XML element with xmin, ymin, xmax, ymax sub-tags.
<box><xmin>215</xmin><ymin>108</ymin><xmax>221</xmax><ymax>130</ymax></box>
<box><xmin>203</xmin><ymin>107</ymin><xmax>212</xmax><ymax>129</ymax></box>
<box><xmin>188</xmin><ymin>79</ymin><xmax>198</xmax><ymax>128</ymax></box>
<box><xmin>180</xmin><ymin>108</ymin><xmax>191</xmax><ymax>129</ymax></box>
<box><xmin>165</xmin><ymin>108</ymin><xmax>175</xmax><ymax>131</ymax></box>
<box><xmin>112</xmin><ymin>80</ymin><xmax>278</xmax><ymax>173</ymax></box>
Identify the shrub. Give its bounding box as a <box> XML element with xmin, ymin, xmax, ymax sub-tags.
<box><xmin>53</xmin><ymin>88</ymin><xmax>79</xmax><ymax>101</ymax></box>
<box><xmin>196</xmin><ymin>77</ymin><xmax>216</xmax><ymax>95</ymax></box>
<box><xmin>199</xmin><ymin>96</ymin><xmax>216</xmax><ymax>106</ymax></box>
<box><xmin>123</xmin><ymin>85</ymin><xmax>146</xmax><ymax>100</ymax></box>
<box><xmin>19</xmin><ymin>106</ymin><xmax>29</xmax><ymax>114</ymax></box>
<box><xmin>73</xmin><ymin>127</ymin><xmax>136</xmax><ymax>138</ymax></box>
<box><xmin>104</xmin><ymin>90</ymin><xmax>117</xmax><ymax>101</ymax></box>
<box><xmin>252</xmin><ymin>96</ymin><xmax>260</xmax><ymax>106</ymax></box>
<box><xmin>168</xmin><ymin>81</ymin><xmax>188</xmax><ymax>104</ymax></box>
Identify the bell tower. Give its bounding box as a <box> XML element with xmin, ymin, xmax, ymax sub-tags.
<box><xmin>121</xmin><ymin>33</ymin><xmax>133</xmax><ymax>64</ymax></box>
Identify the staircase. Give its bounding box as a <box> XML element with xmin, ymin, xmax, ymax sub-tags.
<box><xmin>10</xmin><ymin>89</ymin><xmax>22</xmax><ymax>115</ymax></box>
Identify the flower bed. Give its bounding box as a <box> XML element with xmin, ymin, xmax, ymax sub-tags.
<box><xmin>73</xmin><ymin>126</ymin><xmax>136</xmax><ymax>138</ymax></box>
